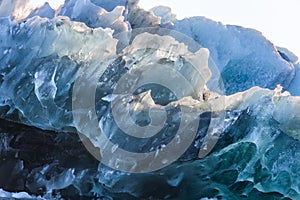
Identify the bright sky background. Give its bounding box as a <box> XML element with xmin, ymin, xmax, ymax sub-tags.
<box><xmin>32</xmin><ymin>0</ymin><xmax>300</xmax><ymax>59</ymax></box>
<box><xmin>139</xmin><ymin>0</ymin><xmax>300</xmax><ymax>59</ymax></box>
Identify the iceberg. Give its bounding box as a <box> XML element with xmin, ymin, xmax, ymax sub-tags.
<box><xmin>173</xmin><ymin>17</ymin><xmax>295</xmax><ymax>94</ymax></box>
<box><xmin>0</xmin><ymin>0</ymin><xmax>300</xmax><ymax>199</ymax></box>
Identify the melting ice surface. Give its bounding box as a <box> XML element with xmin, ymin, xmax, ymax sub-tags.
<box><xmin>1</xmin><ymin>0</ymin><xmax>300</xmax><ymax>199</ymax></box>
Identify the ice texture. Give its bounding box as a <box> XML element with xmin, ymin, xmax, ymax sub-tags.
<box><xmin>0</xmin><ymin>15</ymin><xmax>117</xmax><ymax>131</ymax></box>
<box><xmin>150</xmin><ymin>6</ymin><xmax>176</xmax><ymax>25</ymax></box>
<box><xmin>0</xmin><ymin>0</ymin><xmax>300</xmax><ymax>199</ymax></box>
<box><xmin>173</xmin><ymin>17</ymin><xmax>295</xmax><ymax>94</ymax></box>
<box><xmin>91</xmin><ymin>0</ymin><xmax>127</xmax><ymax>12</ymax></box>
<box><xmin>27</xmin><ymin>2</ymin><xmax>55</xmax><ymax>19</ymax></box>
<box><xmin>2</xmin><ymin>103</ymin><xmax>300</xmax><ymax>199</ymax></box>
<box><xmin>58</xmin><ymin>0</ymin><xmax>129</xmax><ymax>33</ymax></box>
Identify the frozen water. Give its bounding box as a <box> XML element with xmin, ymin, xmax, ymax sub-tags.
<box><xmin>0</xmin><ymin>0</ymin><xmax>300</xmax><ymax>199</ymax></box>
<box><xmin>173</xmin><ymin>17</ymin><xmax>295</xmax><ymax>94</ymax></box>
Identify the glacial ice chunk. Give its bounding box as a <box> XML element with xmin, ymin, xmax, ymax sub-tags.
<box><xmin>0</xmin><ymin>188</ymin><xmax>39</xmax><ymax>199</ymax></box>
<box><xmin>91</xmin><ymin>0</ymin><xmax>127</xmax><ymax>12</ymax></box>
<box><xmin>150</xmin><ymin>6</ymin><xmax>176</xmax><ymax>25</ymax></box>
<box><xmin>58</xmin><ymin>0</ymin><xmax>129</xmax><ymax>33</ymax></box>
<box><xmin>0</xmin><ymin>0</ymin><xmax>299</xmax><ymax>199</ymax></box>
<box><xmin>0</xmin><ymin>16</ymin><xmax>117</xmax><ymax>130</ymax></box>
<box><xmin>27</xmin><ymin>2</ymin><xmax>55</xmax><ymax>19</ymax></box>
<box><xmin>173</xmin><ymin>17</ymin><xmax>295</xmax><ymax>94</ymax></box>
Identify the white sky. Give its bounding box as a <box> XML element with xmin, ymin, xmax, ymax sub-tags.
<box><xmin>139</xmin><ymin>0</ymin><xmax>300</xmax><ymax>59</ymax></box>
<box><xmin>31</xmin><ymin>0</ymin><xmax>300</xmax><ymax>58</ymax></box>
